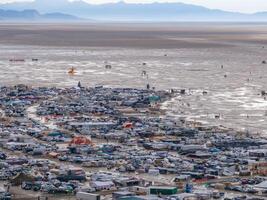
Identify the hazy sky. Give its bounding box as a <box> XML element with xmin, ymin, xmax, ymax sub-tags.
<box><xmin>0</xmin><ymin>0</ymin><xmax>266</xmax><ymax>14</ymax></box>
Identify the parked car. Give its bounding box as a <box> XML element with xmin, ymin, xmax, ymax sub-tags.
<box><xmin>0</xmin><ymin>153</ymin><xmax>7</xmax><ymax>160</ymax></box>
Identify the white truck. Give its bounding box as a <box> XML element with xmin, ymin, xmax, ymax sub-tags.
<box><xmin>76</xmin><ymin>192</ymin><xmax>101</xmax><ymax>200</ymax></box>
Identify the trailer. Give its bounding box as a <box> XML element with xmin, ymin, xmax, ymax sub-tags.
<box><xmin>76</xmin><ymin>192</ymin><xmax>101</xmax><ymax>200</ymax></box>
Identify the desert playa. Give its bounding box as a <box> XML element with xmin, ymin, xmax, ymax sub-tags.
<box><xmin>0</xmin><ymin>23</ymin><xmax>267</xmax><ymax>135</ymax></box>
<box><xmin>0</xmin><ymin>23</ymin><xmax>266</xmax><ymax>48</ymax></box>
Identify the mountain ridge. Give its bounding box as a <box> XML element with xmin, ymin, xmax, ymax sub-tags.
<box><xmin>0</xmin><ymin>0</ymin><xmax>267</xmax><ymax>21</ymax></box>
<box><xmin>0</xmin><ymin>9</ymin><xmax>80</xmax><ymax>21</ymax></box>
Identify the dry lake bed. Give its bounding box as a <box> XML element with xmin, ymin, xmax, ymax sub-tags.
<box><xmin>1</xmin><ymin>22</ymin><xmax>267</xmax><ymax>135</ymax></box>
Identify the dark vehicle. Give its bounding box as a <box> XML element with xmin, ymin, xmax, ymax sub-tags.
<box><xmin>0</xmin><ymin>153</ymin><xmax>7</xmax><ymax>160</ymax></box>
<box><xmin>21</xmin><ymin>182</ymin><xmax>33</xmax><ymax>190</ymax></box>
<box><xmin>41</xmin><ymin>183</ymin><xmax>57</xmax><ymax>193</ymax></box>
<box><xmin>57</xmin><ymin>174</ymin><xmax>86</xmax><ymax>182</ymax></box>
<box><xmin>244</xmin><ymin>187</ymin><xmax>258</xmax><ymax>194</ymax></box>
<box><xmin>0</xmin><ymin>192</ymin><xmax>11</xmax><ymax>200</ymax></box>
<box><xmin>47</xmin><ymin>186</ymin><xmax>73</xmax><ymax>194</ymax></box>
<box><xmin>32</xmin><ymin>182</ymin><xmax>42</xmax><ymax>191</ymax></box>
<box><xmin>58</xmin><ymin>155</ymin><xmax>68</xmax><ymax>162</ymax></box>
<box><xmin>57</xmin><ymin>185</ymin><xmax>73</xmax><ymax>194</ymax></box>
<box><xmin>71</xmin><ymin>156</ymin><xmax>83</xmax><ymax>164</ymax></box>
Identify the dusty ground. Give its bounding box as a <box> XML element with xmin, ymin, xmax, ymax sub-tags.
<box><xmin>0</xmin><ymin>23</ymin><xmax>266</xmax><ymax>48</ymax></box>
<box><xmin>0</xmin><ymin>23</ymin><xmax>267</xmax><ymax>137</ymax></box>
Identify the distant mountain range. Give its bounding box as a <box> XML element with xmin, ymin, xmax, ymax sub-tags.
<box><xmin>1</xmin><ymin>0</ymin><xmax>267</xmax><ymax>21</ymax></box>
<box><xmin>0</xmin><ymin>9</ymin><xmax>79</xmax><ymax>21</ymax></box>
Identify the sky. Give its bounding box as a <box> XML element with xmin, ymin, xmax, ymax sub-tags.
<box><xmin>0</xmin><ymin>0</ymin><xmax>266</xmax><ymax>14</ymax></box>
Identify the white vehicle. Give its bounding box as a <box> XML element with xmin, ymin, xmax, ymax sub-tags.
<box><xmin>76</xmin><ymin>192</ymin><xmax>100</xmax><ymax>200</ymax></box>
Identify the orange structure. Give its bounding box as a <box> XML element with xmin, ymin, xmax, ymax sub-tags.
<box><xmin>69</xmin><ymin>136</ymin><xmax>93</xmax><ymax>146</ymax></box>
<box><xmin>123</xmin><ymin>122</ymin><xmax>133</xmax><ymax>129</ymax></box>
<box><xmin>48</xmin><ymin>152</ymin><xmax>60</xmax><ymax>158</ymax></box>
<box><xmin>68</xmin><ymin>67</ymin><xmax>76</xmax><ymax>75</ymax></box>
<box><xmin>250</xmin><ymin>162</ymin><xmax>267</xmax><ymax>176</ymax></box>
